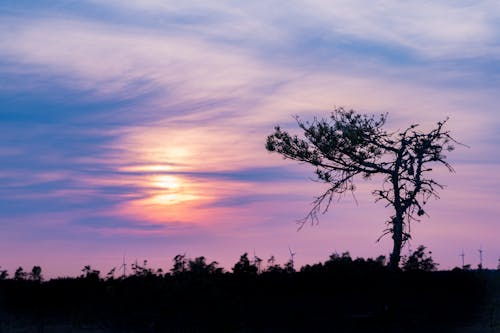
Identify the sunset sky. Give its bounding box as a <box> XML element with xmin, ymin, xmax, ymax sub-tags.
<box><xmin>1</xmin><ymin>1</ymin><xmax>499</xmax><ymax>277</ymax></box>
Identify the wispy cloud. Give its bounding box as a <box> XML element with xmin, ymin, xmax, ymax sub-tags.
<box><xmin>292</xmin><ymin>1</ymin><xmax>500</xmax><ymax>58</ymax></box>
<box><xmin>87</xmin><ymin>0</ymin><xmax>500</xmax><ymax>60</ymax></box>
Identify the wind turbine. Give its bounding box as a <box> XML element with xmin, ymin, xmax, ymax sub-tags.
<box><xmin>460</xmin><ymin>249</ymin><xmax>465</xmax><ymax>269</ymax></box>
<box><xmin>118</xmin><ymin>254</ymin><xmax>127</xmax><ymax>278</ymax></box>
<box><xmin>478</xmin><ymin>246</ymin><xmax>483</xmax><ymax>269</ymax></box>
<box><xmin>288</xmin><ymin>246</ymin><xmax>296</xmax><ymax>267</ymax></box>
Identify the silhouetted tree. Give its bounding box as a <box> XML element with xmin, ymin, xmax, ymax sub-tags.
<box><xmin>81</xmin><ymin>265</ymin><xmax>100</xmax><ymax>280</ymax></box>
<box><xmin>232</xmin><ymin>253</ymin><xmax>258</xmax><ymax>275</ymax></box>
<box><xmin>284</xmin><ymin>260</ymin><xmax>295</xmax><ymax>273</ymax></box>
<box><xmin>131</xmin><ymin>260</ymin><xmax>154</xmax><ymax>277</ymax></box>
<box><xmin>171</xmin><ymin>254</ymin><xmax>187</xmax><ymax>275</ymax></box>
<box><xmin>106</xmin><ymin>267</ymin><xmax>116</xmax><ymax>280</ymax></box>
<box><xmin>401</xmin><ymin>245</ymin><xmax>438</xmax><ymax>272</ymax></box>
<box><xmin>266</xmin><ymin>108</ymin><xmax>460</xmax><ymax>268</ymax></box>
<box><xmin>265</xmin><ymin>255</ymin><xmax>282</xmax><ymax>273</ymax></box>
<box><xmin>0</xmin><ymin>267</ymin><xmax>8</xmax><ymax>280</ymax></box>
<box><xmin>375</xmin><ymin>255</ymin><xmax>387</xmax><ymax>266</ymax></box>
<box><xmin>29</xmin><ymin>265</ymin><xmax>43</xmax><ymax>282</ymax></box>
<box><xmin>14</xmin><ymin>266</ymin><xmax>27</xmax><ymax>280</ymax></box>
<box><xmin>188</xmin><ymin>256</ymin><xmax>220</xmax><ymax>275</ymax></box>
<box><xmin>252</xmin><ymin>254</ymin><xmax>263</xmax><ymax>273</ymax></box>
<box><xmin>325</xmin><ymin>252</ymin><xmax>353</xmax><ymax>270</ymax></box>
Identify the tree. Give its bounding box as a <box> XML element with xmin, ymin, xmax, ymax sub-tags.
<box><xmin>265</xmin><ymin>255</ymin><xmax>282</xmax><ymax>273</ymax></box>
<box><xmin>0</xmin><ymin>267</ymin><xmax>8</xmax><ymax>280</ymax></box>
<box><xmin>401</xmin><ymin>245</ymin><xmax>438</xmax><ymax>272</ymax></box>
<box><xmin>131</xmin><ymin>260</ymin><xmax>154</xmax><ymax>277</ymax></box>
<box><xmin>14</xmin><ymin>266</ymin><xmax>27</xmax><ymax>280</ymax></box>
<box><xmin>81</xmin><ymin>265</ymin><xmax>101</xmax><ymax>280</ymax></box>
<box><xmin>30</xmin><ymin>265</ymin><xmax>43</xmax><ymax>282</ymax></box>
<box><xmin>266</xmin><ymin>107</ymin><xmax>460</xmax><ymax>268</ymax></box>
<box><xmin>171</xmin><ymin>254</ymin><xmax>188</xmax><ymax>275</ymax></box>
<box><xmin>232</xmin><ymin>253</ymin><xmax>258</xmax><ymax>275</ymax></box>
<box><xmin>188</xmin><ymin>256</ymin><xmax>221</xmax><ymax>275</ymax></box>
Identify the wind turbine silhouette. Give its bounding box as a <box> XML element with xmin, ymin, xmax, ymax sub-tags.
<box><xmin>288</xmin><ymin>246</ymin><xmax>296</xmax><ymax>267</ymax></box>
<box><xmin>118</xmin><ymin>254</ymin><xmax>127</xmax><ymax>278</ymax></box>
<box><xmin>478</xmin><ymin>246</ymin><xmax>483</xmax><ymax>269</ymax></box>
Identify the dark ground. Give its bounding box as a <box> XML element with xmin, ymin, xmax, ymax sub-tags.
<box><xmin>0</xmin><ymin>259</ymin><xmax>498</xmax><ymax>333</ymax></box>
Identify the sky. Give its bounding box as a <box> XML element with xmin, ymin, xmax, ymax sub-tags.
<box><xmin>1</xmin><ymin>1</ymin><xmax>499</xmax><ymax>277</ymax></box>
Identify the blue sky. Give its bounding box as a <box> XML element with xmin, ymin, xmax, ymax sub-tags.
<box><xmin>1</xmin><ymin>1</ymin><xmax>500</xmax><ymax>276</ymax></box>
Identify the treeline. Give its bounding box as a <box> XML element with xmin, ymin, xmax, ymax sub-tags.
<box><xmin>0</xmin><ymin>245</ymin><xmax>441</xmax><ymax>282</ymax></box>
<box><xmin>0</xmin><ymin>247</ymin><xmax>496</xmax><ymax>333</ymax></box>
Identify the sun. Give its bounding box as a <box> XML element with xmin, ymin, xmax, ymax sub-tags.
<box><xmin>145</xmin><ymin>174</ymin><xmax>200</xmax><ymax>206</ymax></box>
<box><xmin>152</xmin><ymin>175</ymin><xmax>181</xmax><ymax>190</ymax></box>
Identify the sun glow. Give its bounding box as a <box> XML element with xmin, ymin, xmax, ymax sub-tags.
<box><xmin>149</xmin><ymin>193</ymin><xmax>199</xmax><ymax>205</ymax></box>
<box><xmin>119</xmin><ymin>164</ymin><xmax>173</xmax><ymax>172</ymax></box>
<box><xmin>147</xmin><ymin>174</ymin><xmax>195</xmax><ymax>206</ymax></box>
<box><xmin>152</xmin><ymin>175</ymin><xmax>181</xmax><ymax>190</ymax></box>
<box><xmin>120</xmin><ymin>172</ymin><xmax>212</xmax><ymax>224</ymax></box>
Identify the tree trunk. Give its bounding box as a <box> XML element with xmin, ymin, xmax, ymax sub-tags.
<box><xmin>389</xmin><ymin>213</ymin><xmax>403</xmax><ymax>269</ymax></box>
<box><xmin>389</xmin><ymin>158</ymin><xmax>404</xmax><ymax>269</ymax></box>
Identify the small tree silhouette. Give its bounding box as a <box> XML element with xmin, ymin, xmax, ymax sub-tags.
<box><xmin>375</xmin><ymin>255</ymin><xmax>387</xmax><ymax>266</ymax></box>
<box><xmin>0</xmin><ymin>267</ymin><xmax>8</xmax><ymax>280</ymax></box>
<box><xmin>30</xmin><ymin>266</ymin><xmax>43</xmax><ymax>282</ymax></box>
<box><xmin>252</xmin><ymin>254</ymin><xmax>263</xmax><ymax>274</ymax></box>
<box><xmin>232</xmin><ymin>253</ymin><xmax>258</xmax><ymax>275</ymax></box>
<box><xmin>401</xmin><ymin>245</ymin><xmax>438</xmax><ymax>272</ymax></box>
<box><xmin>106</xmin><ymin>267</ymin><xmax>116</xmax><ymax>280</ymax></box>
<box><xmin>188</xmin><ymin>256</ymin><xmax>220</xmax><ymax>275</ymax></box>
<box><xmin>131</xmin><ymin>260</ymin><xmax>154</xmax><ymax>277</ymax></box>
<box><xmin>81</xmin><ymin>265</ymin><xmax>101</xmax><ymax>280</ymax></box>
<box><xmin>325</xmin><ymin>252</ymin><xmax>353</xmax><ymax>271</ymax></box>
<box><xmin>265</xmin><ymin>255</ymin><xmax>282</xmax><ymax>273</ymax></box>
<box><xmin>284</xmin><ymin>260</ymin><xmax>295</xmax><ymax>273</ymax></box>
<box><xmin>171</xmin><ymin>254</ymin><xmax>188</xmax><ymax>275</ymax></box>
<box><xmin>14</xmin><ymin>266</ymin><xmax>27</xmax><ymax>280</ymax></box>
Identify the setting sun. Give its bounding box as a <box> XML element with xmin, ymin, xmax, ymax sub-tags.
<box><xmin>147</xmin><ymin>175</ymin><xmax>199</xmax><ymax>206</ymax></box>
<box><xmin>152</xmin><ymin>175</ymin><xmax>181</xmax><ymax>190</ymax></box>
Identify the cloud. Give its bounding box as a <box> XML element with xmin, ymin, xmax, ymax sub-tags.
<box><xmin>0</xmin><ymin>16</ymin><xmax>277</xmax><ymax>105</ymax></box>
<box><xmin>0</xmin><ymin>10</ymin><xmax>497</xmax><ymax>221</ymax></box>
<box><xmin>72</xmin><ymin>216</ymin><xmax>169</xmax><ymax>231</ymax></box>
<box><xmin>293</xmin><ymin>1</ymin><xmax>500</xmax><ymax>58</ymax></box>
<box><xmin>86</xmin><ymin>0</ymin><xmax>500</xmax><ymax>60</ymax></box>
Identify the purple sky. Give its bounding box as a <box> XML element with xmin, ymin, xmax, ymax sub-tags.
<box><xmin>1</xmin><ymin>1</ymin><xmax>500</xmax><ymax>277</ymax></box>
